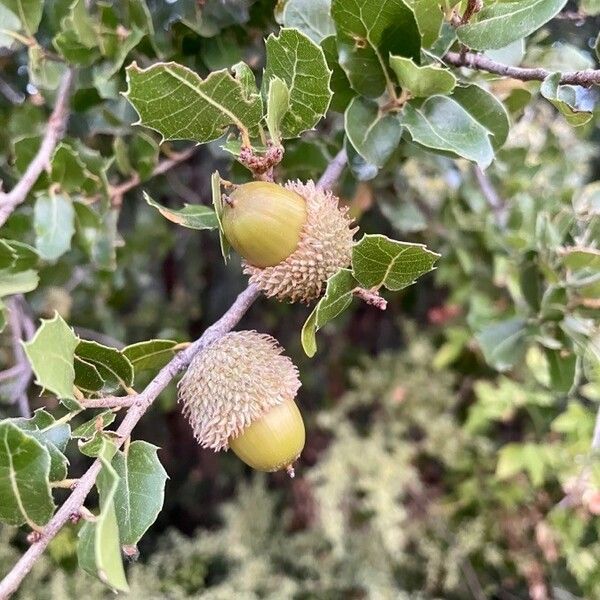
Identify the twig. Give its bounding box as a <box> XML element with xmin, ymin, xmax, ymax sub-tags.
<box><xmin>443</xmin><ymin>51</ymin><xmax>600</xmax><ymax>87</ymax></box>
<box><xmin>107</xmin><ymin>146</ymin><xmax>197</xmax><ymax>207</ymax></box>
<box><xmin>316</xmin><ymin>149</ymin><xmax>347</xmax><ymax>191</ymax></box>
<box><xmin>461</xmin><ymin>0</ymin><xmax>482</xmax><ymax>25</ymax></box>
<box><xmin>473</xmin><ymin>166</ymin><xmax>508</xmax><ymax>227</ymax></box>
<box><xmin>0</xmin><ymin>70</ymin><xmax>74</xmax><ymax>226</ymax></box>
<box><xmin>5</xmin><ymin>296</ymin><xmax>35</xmax><ymax>418</ymax></box>
<box><xmin>79</xmin><ymin>396</ymin><xmax>136</xmax><ymax>409</ymax></box>
<box><xmin>555</xmin><ymin>11</ymin><xmax>589</xmax><ymax>23</ymax></box>
<box><xmin>353</xmin><ymin>288</ymin><xmax>387</xmax><ymax>310</ymax></box>
<box><xmin>0</xmin><ymin>284</ymin><xmax>262</xmax><ymax>599</ymax></box>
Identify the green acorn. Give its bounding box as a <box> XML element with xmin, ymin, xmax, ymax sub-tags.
<box><xmin>222</xmin><ymin>180</ymin><xmax>357</xmax><ymax>303</ymax></box>
<box><xmin>178</xmin><ymin>330</ymin><xmax>304</xmax><ymax>475</ymax></box>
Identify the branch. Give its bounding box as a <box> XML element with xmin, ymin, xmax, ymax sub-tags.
<box><xmin>107</xmin><ymin>146</ymin><xmax>198</xmax><ymax>207</ymax></box>
<box><xmin>443</xmin><ymin>51</ymin><xmax>600</xmax><ymax>87</ymax></box>
<box><xmin>5</xmin><ymin>296</ymin><xmax>35</xmax><ymax>418</ymax></box>
<box><xmin>316</xmin><ymin>149</ymin><xmax>347</xmax><ymax>191</ymax></box>
<box><xmin>0</xmin><ymin>69</ymin><xmax>74</xmax><ymax>227</ymax></box>
<box><xmin>0</xmin><ymin>284</ymin><xmax>261</xmax><ymax>599</ymax></box>
<box><xmin>473</xmin><ymin>166</ymin><xmax>508</xmax><ymax>228</ymax></box>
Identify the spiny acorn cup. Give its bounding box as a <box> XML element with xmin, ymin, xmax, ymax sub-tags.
<box><xmin>222</xmin><ymin>180</ymin><xmax>357</xmax><ymax>304</ymax></box>
<box><xmin>178</xmin><ymin>330</ymin><xmax>305</xmax><ymax>475</ymax></box>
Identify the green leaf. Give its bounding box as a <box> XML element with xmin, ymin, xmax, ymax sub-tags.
<box><xmin>263</xmin><ymin>28</ymin><xmax>332</xmax><ymax>138</ymax></box>
<box><xmin>344</xmin><ymin>97</ymin><xmax>402</xmax><ymax>168</ymax></box>
<box><xmin>390</xmin><ymin>55</ymin><xmax>456</xmax><ymax>97</ymax></box>
<box><xmin>144</xmin><ymin>192</ymin><xmax>218</xmax><ymax>230</ymax></box>
<box><xmin>540</xmin><ymin>72</ymin><xmax>593</xmax><ymax>127</ymax></box>
<box><xmin>23</xmin><ymin>313</ymin><xmax>79</xmax><ymax>401</ymax></box>
<box><xmin>400</xmin><ymin>96</ymin><xmax>495</xmax><ymax>168</ymax></box>
<box><xmin>66</xmin><ymin>0</ymin><xmax>98</xmax><ymax>48</ymax></box>
<box><xmin>0</xmin><ymin>240</ymin><xmax>17</xmax><ymax>270</ymax></box>
<box><xmin>122</xmin><ymin>339</ymin><xmax>178</xmax><ymax>374</ymax></box>
<box><xmin>0</xmin><ymin>4</ymin><xmax>20</xmax><ymax>48</ymax></box>
<box><xmin>92</xmin><ymin>27</ymin><xmax>144</xmax><ymax>85</ymax></box>
<box><xmin>320</xmin><ymin>35</ymin><xmax>354</xmax><ymax>113</ymax></box>
<box><xmin>51</xmin><ymin>143</ymin><xmax>93</xmax><ymax>192</ymax></box>
<box><xmin>451</xmin><ymin>84</ymin><xmax>510</xmax><ymax>150</ymax></box>
<box><xmin>5</xmin><ymin>240</ymin><xmax>38</xmax><ymax>271</ymax></box>
<box><xmin>129</xmin><ymin>133</ymin><xmax>159</xmax><ymax>181</ymax></box>
<box><xmin>33</xmin><ymin>192</ymin><xmax>75</xmax><ymax>262</ymax></box>
<box><xmin>1</xmin><ymin>0</ymin><xmax>43</xmax><ymax>36</ymax></box>
<box><xmin>331</xmin><ymin>0</ymin><xmax>420</xmax><ymax>98</ymax></box>
<box><xmin>211</xmin><ymin>171</ymin><xmax>230</xmax><ymax>262</ymax></box>
<box><xmin>457</xmin><ymin>0</ymin><xmax>568</xmax><ymax>51</ymax></box>
<box><xmin>74</xmin><ymin>356</ymin><xmax>105</xmax><ymax>393</ymax></box>
<box><xmin>112</xmin><ymin>441</ymin><xmax>168</xmax><ymax>545</ymax></box>
<box><xmin>0</xmin><ymin>421</ymin><xmax>55</xmax><ymax>528</ymax></box>
<box><xmin>476</xmin><ymin>317</ymin><xmax>528</xmax><ymax>372</ymax></box>
<box><xmin>75</xmin><ymin>340</ymin><xmax>134</xmax><ymax>392</ymax></box>
<box><xmin>496</xmin><ymin>442</ymin><xmax>551</xmax><ymax>487</ymax></box>
<box><xmin>28</xmin><ymin>45</ymin><xmax>66</xmax><ymax>90</ymax></box>
<box><xmin>301</xmin><ymin>269</ymin><xmax>357</xmax><ymax>357</ymax></box>
<box><xmin>125</xmin><ymin>61</ymin><xmax>263</xmax><ymax>144</ymax></box>
<box><xmin>53</xmin><ymin>29</ymin><xmax>101</xmax><ymax>66</ymax></box>
<box><xmin>265</xmin><ymin>76</ymin><xmax>290</xmax><ymax>145</ymax></box>
<box><xmin>10</xmin><ymin>409</ymin><xmax>70</xmax><ymax>482</ymax></box>
<box><xmin>345</xmin><ymin>137</ymin><xmax>378</xmax><ymax>181</ymax></box>
<box><xmin>0</xmin><ymin>269</ymin><xmax>39</xmax><ymax>298</ymax></box>
<box><xmin>351</xmin><ymin>234</ymin><xmax>439</xmax><ymax>291</ymax></box>
<box><xmin>411</xmin><ymin>0</ymin><xmax>443</xmax><ymax>47</ymax></box>
<box><xmin>545</xmin><ymin>348</ymin><xmax>577</xmax><ymax>393</ymax></box>
<box><xmin>561</xmin><ymin>247</ymin><xmax>600</xmax><ymax>271</ymax></box>
<box><xmin>282</xmin><ymin>0</ymin><xmax>335</xmax><ymax>43</ymax></box>
<box><xmin>78</xmin><ymin>439</ymin><xmax>129</xmax><ymax>592</ymax></box>
<box><xmin>72</xmin><ymin>410</ymin><xmax>116</xmax><ymax>439</ymax></box>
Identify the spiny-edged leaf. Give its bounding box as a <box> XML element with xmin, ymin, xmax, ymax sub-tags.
<box><xmin>4</xmin><ymin>240</ymin><xmax>38</xmax><ymax>271</ymax></box>
<box><xmin>74</xmin><ymin>355</ymin><xmax>105</xmax><ymax>393</ymax></box>
<box><xmin>51</xmin><ymin>143</ymin><xmax>95</xmax><ymax>192</ymax></box>
<box><xmin>211</xmin><ymin>171</ymin><xmax>230</xmax><ymax>262</ymax></box>
<box><xmin>457</xmin><ymin>0</ymin><xmax>568</xmax><ymax>50</ymax></box>
<box><xmin>411</xmin><ymin>0</ymin><xmax>443</xmax><ymax>47</ymax></box>
<box><xmin>33</xmin><ymin>192</ymin><xmax>75</xmax><ymax>262</ymax></box>
<box><xmin>23</xmin><ymin>313</ymin><xmax>79</xmax><ymax>401</ymax></box>
<box><xmin>263</xmin><ymin>28</ymin><xmax>332</xmax><ymax>138</ymax></box>
<box><xmin>282</xmin><ymin>0</ymin><xmax>334</xmax><ymax>43</ymax></box>
<box><xmin>352</xmin><ymin>234</ymin><xmax>439</xmax><ymax>291</ymax></box>
<box><xmin>265</xmin><ymin>76</ymin><xmax>290</xmax><ymax>144</ymax></box>
<box><xmin>72</xmin><ymin>410</ymin><xmax>116</xmax><ymax>439</ymax></box>
<box><xmin>122</xmin><ymin>339</ymin><xmax>178</xmax><ymax>374</ymax></box>
<box><xmin>65</xmin><ymin>0</ymin><xmax>97</xmax><ymax>48</ymax></box>
<box><xmin>400</xmin><ymin>96</ymin><xmax>495</xmax><ymax>168</ymax></box>
<box><xmin>53</xmin><ymin>29</ymin><xmax>101</xmax><ymax>65</ymax></box>
<box><xmin>344</xmin><ymin>96</ymin><xmax>402</xmax><ymax>168</ymax></box>
<box><xmin>540</xmin><ymin>72</ymin><xmax>593</xmax><ymax>127</ymax></box>
<box><xmin>1</xmin><ymin>0</ymin><xmax>43</xmax><ymax>36</ymax></box>
<box><xmin>0</xmin><ymin>4</ymin><xmax>20</xmax><ymax>48</ymax></box>
<box><xmin>390</xmin><ymin>55</ymin><xmax>456</xmax><ymax>97</ymax></box>
<box><xmin>125</xmin><ymin>61</ymin><xmax>263</xmax><ymax>144</ymax></box>
<box><xmin>561</xmin><ymin>247</ymin><xmax>600</xmax><ymax>271</ymax></box>
<box><xmin>320</xmin><ymin>35</ymin><xmax>354</xmax><ymax>113</ymax></box>
<box><xmin>78</xmin><ymin>430</ymin><xmax>120</xmax><ymax>458</ymax></box>
<box><xmin>451</xmin><ymin>84</ymin><xmax>510</xmax><ymax>150</ymax></box>
<box><xmin>112</xmin><ymin>441</ymin><xmax>168</xmax><ymax>546</ymax></box>
<box><xmin>92</xmin><ymin>27</ymin><xmax>144</xmax><ymax>85</ymax></box>
<box><xmin>75</xmin><ymin>340</ymin><xmax>134</xmax><ymax>392</ymax></box>
<box><xmin>331</xmin><ymin>0</ymin><xmax>420</xmax><ymax>98</ymax></box>
<box><xmin>0</xmin><ymin>269</ymin><xmax>39</xmax><ymax>297</ymax></box>
<box><xmin>301</xmin><ymin>269</ymin><xmax>357</xmax><ymax>357</ymax></box>
<box><xmin>78</xmin><ymin>438</ymin><xmax>129</xmax><ymax>592</ymax></box>
<box><xmin>0</xmin><ymin>422</ymin><xmax>55</xmax><ymax>527</ymax></box>
<box><xmin>476</xmin><ymin>317</ymin><xmax>529</xmax><ymax>372</ymax></box>
<box><xmin>10</xmin><ymin>409</ymin><xmax>70</xmax><ymax>482</ymax></box>
<box><xmin>143</xmin><ymin>191</ymin><xmax>218</xmax><ymax>230</ymax></box>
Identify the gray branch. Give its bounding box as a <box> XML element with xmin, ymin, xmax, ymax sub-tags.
<box><xmin>0</xmin><ymin>69</ymin><xmax>74</xmax><ymax>226</ymax></box>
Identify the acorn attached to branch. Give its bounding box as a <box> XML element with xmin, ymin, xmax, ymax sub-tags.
<box><xmin>222</xmin><ymin>180</ymin><xmax>357</xmax><ymax>303</ymax></box>
<box><xmin>178</xmin><ymin>330</ymin><xmax>304</xmax><ymax>475</ymax></box>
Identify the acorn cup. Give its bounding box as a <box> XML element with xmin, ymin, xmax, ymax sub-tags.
<box><xmin>222</xmin><ymin>180</ymin><xmax>357</xmax><ymax>304</ymax></box>
<box><xmin>178</xmin><ymin>330</ymin><xmax>304</xmax><ymax>476</ymax></box>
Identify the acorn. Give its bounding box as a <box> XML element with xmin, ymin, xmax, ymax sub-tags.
<box><xmin>178</xmin><ymin>330</ymin><xmax>304</xmax><ymax>475</ymax></box>
<box><xmin>222</xmin><ymin>180</ymin><xmax>357</xmax><ymax>303</ymax></box>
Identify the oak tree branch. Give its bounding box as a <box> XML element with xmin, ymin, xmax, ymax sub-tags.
<box><xmin>444</xmin><ymin>51</ymin><xmax>600</xmax><ymax>87</ymax></box>
<box><xmin>0</xmin><ymin>69</ymin><xmax>75</xmax><ymax>226</ymax></box>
